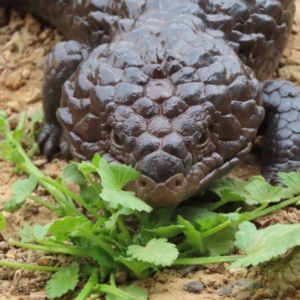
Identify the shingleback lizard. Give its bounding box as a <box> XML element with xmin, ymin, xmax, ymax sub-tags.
<box><xmin>1</xmin><ymin>0</ymin><xmax>300</xmax><ymax>207</ymax></box>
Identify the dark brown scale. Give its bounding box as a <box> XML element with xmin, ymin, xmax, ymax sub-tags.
<box><xmin>1</xmin><ymin>0</ymin><xmax>299</xmax><ymax>206</ymax></box>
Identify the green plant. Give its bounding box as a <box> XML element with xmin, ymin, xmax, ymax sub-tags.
<box><xmin>1</xmin><ymin>110</ymin><xmax>300</xmax><ymax>299</ymax></box>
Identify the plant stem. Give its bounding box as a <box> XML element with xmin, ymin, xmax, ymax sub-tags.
<box><xmin>95</xmin><ymin>284</ymin><xmax>131</xmax><ymax>300</ymax></box>
<box><xmin>41</xmin><ymin>176</ymin><xmax>99</xmax><ymax>218</ymax></box>
<box><xmin>76</xmin><ymin>227</ymin><xmax>116</xmax><ymax>257</ymax></box>
<box><xmin>85</xmin><ymin>173</ymin><xmax>101</xmax><ymax>194</ymax></box>
<box><xmin>109</xmin><ymin>272</ymin><xmax>116</xmax><ymax>287</ymax></box>
<box><xmin>173</xmin><ymin>255</ymin><xmax>244</xmax><ymax>265</ymax></box>
<box><xmin>117</xmin><ymin>216</ymin><xmax>132</xmax><ymax>245</ymax></box>
<box><xmin>201</xmin><ymin>220</ymin><xmax>232</xmax><ymax>238</ymax></box>
<box><xmin>27</xmin><ymin>143</ymin><xmax>39</xmax><ymax>159</ymax></box>
<box><xmin>28</xmin><ymin>195</ymin><xmax>58</xmax><ymax>211</ymax></box>
<box><xmin>0</xmin><ymin>260</ymin><xmax>60</xmax><ymax>272</ymax></box>
<box><xmin>75</xmin><ymin>274</ymin><xmax>98</xmax><ymax>300</ymax></box>
<box><xmin>243</xmin><ymin>195</ymin><xmax>300</xmax><ymax>222</ymax></box>
<box><xmin>206</xmin><ymin>198</ymin><xmax>230</xmax><ymax>211</ymax></box>
<box><xmin>9</xmin><ymin>239</ymin><xmax>88</xmax><ymax>257</ymax></box>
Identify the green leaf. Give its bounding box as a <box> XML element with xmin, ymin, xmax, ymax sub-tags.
<box><xmin>30</xmin><ymin>110</ymin><xmax>44</xmax><ymax>124</ymax></box>
<box><xmin>122</xmin><ymin>285</ymin><xmax>147</xmax><ymax>300</ymax></box>
<box><xmin>278</xmin><ymin>172</ymin><xmax>300</xmax><ymax>194</ymax></box>
<box><xmin>101</xmin><ymin>188</ymin><xmax>152</xmax><ymax>213</ymax></box>
<box><xmin>127</xmin><ymin>238</ymin><xmax>178</xmax><ymax>267</ymax></box>
<box><xmin>177</xmin><ymin>216</ymin><xmax>204</xmax><ymax>252</ymax></box>
<box><xmin>231</xmin><ymin>221</ymin><xmax>300</xmax><ymax>268</ymax></box>
<box><xmin>106</xmin><ymin>284</ymin><xmax>148</xmax><ymax>300</ymax></box>
<box><xmin>203</xmin><ymin>225</ymin><xmax>235</xmax><ymax>256</ymax></box>
<box><xmin>98</xmin><ymin>159</ymin><xmax>140</xmax><ymax>190</ymax></box>
<box><xmin>176</xmin><ymin>207</ymin><xmax>217</xmax><ymax>225</ymax></box>
<box><xmin>209</xmin><ymin>177</ymin><xmax>246</xmax><ymax>201</ymax></box>
<box><xmin>4</xmin><ymin>175</ymin><xmax>38</xmax><ymax>211</ymax></box>
<box><xmin>80</xmin><ymin>183</ymin><xmax>102</xmax><ymax>207</ymax></box>
<box><xmin>46</xmin><ymin>265</ymin><xmax>79</xmax><ymax>299</ymax></box>
<box><xmin>18</xmin><ymin>222</ymin><xmax>34</xmax><ymax>243</ymax></box>
<box><xmin>244</xmin><ymin>176</ymin><xmax>293</xmax><ymax>205</ymax></box>
<box><xmin>105</xmin><ymin>207</ymin><xmax>133</xmax><ymax>229</ymax></box>
<box><xmin>0</xmin><ymin>213</ymin><xmax>6</xmax><ymax>231</ymax></box>
<box><xmin>62</xmin><ymin>163</ymin><xmax>85</xmax><ymax>185</ymax></box>
<box><xmin>148</xmin><ymin>225</ymin><xmax>185</xmax><ymax>238</ymax></box>
<box><xmin>89</xmin><ymin>245</ymin><xmax>118</xmax><ymax>269</ymax></box>
<box><xmin>33</xmin><ymin>224</ymin><xmax>50</xmax><ymax>240</ymax></box>
<box><xmin>48</xmin><ymin>216</ymin><xmax>89</xmax><ymax>241</ymax></box>
<box><xmin>116</xmin><ymin>257</ymin><xmax>155</xmax><ymax>279</ymax></box>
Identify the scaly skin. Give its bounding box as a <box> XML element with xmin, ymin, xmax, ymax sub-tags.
<box><xmin>1</xmin><ymin>0</ymin><xmax>298</xmax><ymax>206</ymax></box>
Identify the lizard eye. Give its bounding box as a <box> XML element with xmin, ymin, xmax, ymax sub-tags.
<box><xmin>111</xmin><ymin>129</ymin><xmax>123</xmax><ymax>148</ymax></box>
<box><xmin>198</xmin><ymin>130</ymin><xmax>207</xmax><ymax>145</ymax></box>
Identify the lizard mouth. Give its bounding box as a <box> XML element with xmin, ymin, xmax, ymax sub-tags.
<box><xmin>126</xmin><ymin>173</ymin><xmax>186</xmax><ymax>207</ymax></box>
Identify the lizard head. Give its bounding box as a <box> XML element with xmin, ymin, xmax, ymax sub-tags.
<box><xmin>57</xmin><ymin>29</ymin><xmax>264</xmax><ymax>207</ymax></box>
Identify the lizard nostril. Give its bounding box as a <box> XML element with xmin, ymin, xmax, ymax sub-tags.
<box><xmin>140</xmin><ymin>180</ymin><xmax>147</xmax><ymax>188</ymax></box>
<box><xmin>175</xmin><ymin>179</ymin><xmax>183</xmax><ymax>187</ymax></box>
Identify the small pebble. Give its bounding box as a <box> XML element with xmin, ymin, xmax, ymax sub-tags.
<box><xmin>177</xmin><ymin>265</ymin><xmax>199</xmax><ymax>277</ymax></box>
<box><xmin>183</xmin><ymin>281</ymin><xmax>204</xmax><ymax>293</ymax></box>
<box><xmin>217</xmin><ymin>285</ymin><xmax>233</xmax><ymax>296</ymax></box>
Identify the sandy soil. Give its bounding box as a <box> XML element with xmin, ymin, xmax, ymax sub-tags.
<box><xmin>1</xmin><ymin>4</ymin><xmax>300</xmax><ymax>300</ymax></box>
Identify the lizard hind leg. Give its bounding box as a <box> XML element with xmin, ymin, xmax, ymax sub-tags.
<box><xmin>261</xmin><ymin>80</ymin><xmax>300</xmax><ymax>183</ymax></box>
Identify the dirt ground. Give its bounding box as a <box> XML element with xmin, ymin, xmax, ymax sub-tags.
<box><xmin>1</xmin><ymin>4</ymin><xmax>300</xmax><ymax>300</ymax></box>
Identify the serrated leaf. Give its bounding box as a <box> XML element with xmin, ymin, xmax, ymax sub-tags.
<box><xmin>278</xmin><ymin>172</ymin><xmax>300</xmax><ymax>194</ymax></box>
<box><xmin>89</xmin><ymin>245</ymin><xmax>118</xmax><ymax>269</ymax></box>
<box><xmin>62</xmin><ymin>163</ymin><xmax>85</xmax><ymax>185</ymax></box>
<box><xmin>18</xmin><ymin>222</ymin><xmax>34</xmax><ymax>243</ymax></box>
<box><xmin>46</xmin><ymin>265</ymin><xmax>79</xmax><ymax>299</ymax></box>
<box><xmin>177</xmin><ymin>216</ymin><xmax>204</xmax><ymax>252</ymax></box>
<box><xmin>116</xmin><ymin>257</ymin><xmax>155</xmax><ymax>278</ymax></box>
<box><xmin>244</xmin><ymin>176</ymin><xmax>293</xmax><ymax>205</ymax></box>
<box><xmin>209</xmin><ymin>177</ymin><xmax>246</xmax><ymax>202</ymax></box>
<box><xmin>127</xmin><ymin>238</ymin><xmax>178</xmax><ymax>267</ymax></box>
<box><xmin>48</xmin><ymin>216</ymin><xmax>89</xmax><ymax>241</ymax></box>
<box><xmin>101</xmin><ymin>188</ymin><xmax>152</xmax><ymax>213</ymax></box>
<box><xmin>33</xmin><ymin>224</ymin><xmax>50</xmax><ymax>240</ymax></box>
<box><xmin>231</xmin><ymin>221</ymin><xmax>300</xmax><ymax>268</ymax></box>
<box><xmin>8</xmin><ymin>175</ymin><xmax>38</xmax><ymax>205</ymax></box>
<box><xmin>0</xmin><ymin>213</ymin><xmax>6</xmax><ymax>231</ymax></box>
<box><xmin>98</xmin><ymin>158</ymin><xmax>140</xmax><ymax>190</ymax></box>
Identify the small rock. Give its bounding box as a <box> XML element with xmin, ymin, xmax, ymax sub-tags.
<box><xmin>177</xmin><ymin>265</ymin><xmax>199</xmax><ymax>277</ymax></box>
<box><xmin>23</xmin><ymin>87</ymin><xmax>42</xmax><ymax>103</ymax></box>
<box><xmin>2</xmin><ymin>50</ymin><xmax>12</xmax><ymax>62</ymax></box>
<box><xmin>29</xmin><ymin>291</ymin><xmax>47</xmax><ymax>300</ymax></box>
<box><xmin>217</xmin><ymin>285</ymin><xmax>233</xmax><ymax>296</ymax></box>
<box><xmin>29</xmin><ymin>48</ymin><xmax>45</xmax><ymax>64</ymax></box>
<box><xmin>183</xmin><ymin>281</ymin><xmax>204</xmax><ymax>293</ymax></box>
<box><xmin>5</xmin><ymin>69</ymin><xmax>25</xmax><ymax>90</ymax></box>
<box><xmin>228</xmin><ymin>267</ymin><xmax>248</xmax><ymax>278</ymax></box>
<box><xmin>7</xmin><ymin>101</ymin><xmax>21</xmax><ymax>112</ymax></box>
<box><xmin>39</xmin><ymin>29</ymin><xmax>51</xmax><ymax>41</ymax></box>
<box><xmin>231</xmin><ymin>279</ymin><xmax>262</xmax><ymax>300</ymax></box>
<box><xmin>115</xmin><ymin>269</ymin><xmax>128</xmax><ymax>284</ymax></box>
<box><xmin>21</xmin><ymin>67</ymin><xmax>31</xmax><ymax>79</ymax></box>
<box><xmin>0</xmin><ymin>241</ymin><xmax>9</xmax><ymax>252</ymax></box>
<box><xmin>38</xmin><ymin>256</ymin><xmax>56</xmax><ymax>266</ymax></box>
